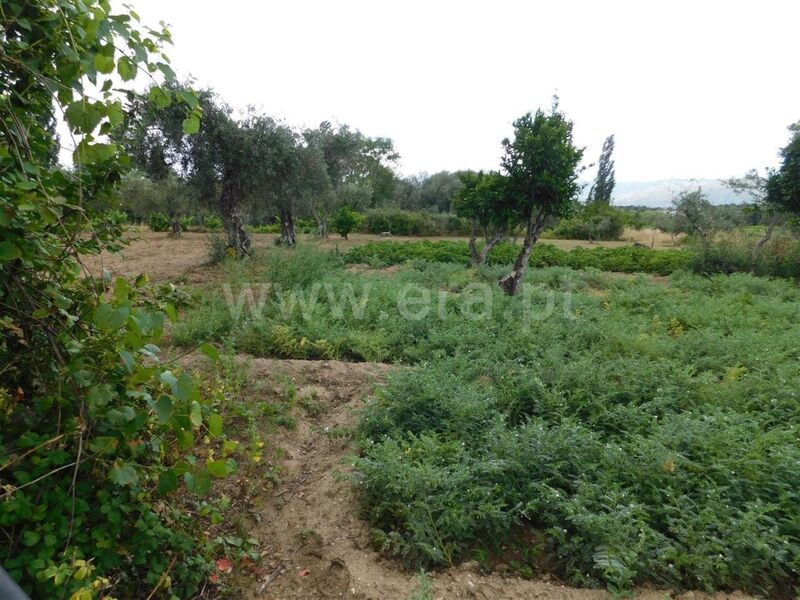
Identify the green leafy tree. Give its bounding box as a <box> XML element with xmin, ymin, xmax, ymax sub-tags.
<box><xmin>303</xmin><ymin>122</ymin><xmax>399</xmax><ymax>234</ymax></box>
<box><xmin>766</xmin><ymin>122</ymin><xmax>800</xmax><ymax>216</ymax></box>
<box><xmin>331</xmin><ymin>205</ymin><xmax>364</xmax><ymax>239</ymax></box>
<box><xmin>452</xmin><ymin>171</ymin><xmax>512</xmax><ymax>266</ymax></box>
<box><xmin>0</xmin><ymin>1</ymin><xmax>230</xmax><ymax>598</ymax></box>
<box><xmin>420</xmin><ymin>171</ymin><xmax>464</xmax><ymax>212</ymax></box>
<box><xmin>586</xmin><ymin>134</ymin><xmax>615</xmax><ymax>206</ymax></box>
<box><xmin>118</xmin><ymin>85</ymin><xmax>280</xmax><ymax>256</ymax></box>
<box><xmin>499</xmin><ymin>99</ymin><xmax>585</xmax><ymax>295</ymax></box>
<box><xmin>671</xmin><ymin>188</ymin><xmax>721</xmax><ymax>258</ymax></box>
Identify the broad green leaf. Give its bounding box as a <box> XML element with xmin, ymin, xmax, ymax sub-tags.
<box><xmin>154</xmin><ymin>396</ymin><xmax>172</xmax><ymax>424</ymax></box>
<box><xmin>176</xmin><ymin>428</ymin><xmax>193</xmax><ymax>450</ymax></box>
<box><xmin>189</xmin><ymin>401</ymin><xmax>202</xmax><ymax>427</ymax></box>
<box><xmin>182</xmin><ymin>115</ymin><xmax>200</xmax><ymax>134</ymax></box>
<box><xmin>108</xmin><ymin>100</ymin><xmax>124</xmax><ymax>126</ymax></box>
<box><xmin>0</xmin><ymin>241</ymin><xmax>21</xmax><ymax>262</ymax></box>
<box><xmin>109</xmin><ymin>461</ymin><xmax>139</xmax><ymax>486</ymax></box>
<box><xmin>199</xmin><ymin>342</ymin><xmax>220</xmax><ymax>361</ymax></box>
<box><xmin>22</xmin><ymin>531</ymin><xmax>40</xmax><ymax>547</ymax></box>
<box><xmin>118</xmin><ymin>56</ymin><xmax>136</xmax><ymax>81</ymax></box>
<box><xmin>159</xmin><ymin>370</ymin><xmax>178</xmax><ymax>389</ymax></box>
<box><xmin>73</xmin><ymin>141</ymin><xmax>117</xmax><ymax>164</ymax></box>
<box><xmin>95</xmin><ymin>54</ymin><xmax>115</xmax><ymax>74</ymax></box>
<box><xmin>184</xmin><ymin>469</ymin><xmax>211</xmax><ymax>496</ymax></box>
<box><xmin>158</xmin><ymin>469</ymin><xmax>178</xmax><ymax>494</ymax></box>
<box><xmin>64</xmin><ymin>100</ymin><xmax>104</xmax><ymax>133</ymax></box>
<box><xmin>88</xmin><ymin>384</ymin><xmax>113</xmax><ymax>410</ymax></box>
<box><xmin>206</xmin><ymin>459</ymin><xmax>227</xmax><ymax>477</ymax></box>
<box><xmin>164</xmin><ymin>303</ymin><xmax>178</xmax><ymax>322</ymax></box>
<box><xmin>207</xmin><ymin>413</ymin><xmax>223</xmax><ymax>437</ymax></box>
<box><xmin>177</xmin><ymin>89</ymin><xmax>198</xmax><ymax>109</ymax></box>
<box><xmin>94</xmin><ymin>303</ymin><xmax>130</xmax><ymax>332</ymax></box>
<box><xmin>148</xmin><ymin>86</ymin><xmax>171</xmax><ymax>109</ymax></box>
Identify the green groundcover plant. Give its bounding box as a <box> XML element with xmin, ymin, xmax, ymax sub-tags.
<box><xmin>173</xmin><ymin>246</ymin><xmax>800</xmax><ymax>596</ymax></box>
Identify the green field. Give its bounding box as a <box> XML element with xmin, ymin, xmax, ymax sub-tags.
<box><xmin>174</xmin><ymin>246</ymin><xmax>800</xmax><ymax>596</ymax></box>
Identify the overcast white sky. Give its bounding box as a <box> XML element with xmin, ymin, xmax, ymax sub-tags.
<box><xmin>122</xmin><ymin>0</ymin><xmax>799</xmax><ymax>181</ymax></box>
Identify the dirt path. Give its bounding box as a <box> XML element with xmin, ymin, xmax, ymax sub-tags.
<box><xmin>232</xmin><ymin>358</ymin><xmax>750</xmax><ymax>600</ymax></box>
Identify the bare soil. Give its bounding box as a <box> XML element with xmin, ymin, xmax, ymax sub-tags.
<box><xmin>206</xmin><ymin>357</ymin><xmax>751</xmax><ymax>600</ymax></box>
<box><xmin>83</xmin><ymin>228</ymin><xmax>681</xmax><ymax>282</ymax></box>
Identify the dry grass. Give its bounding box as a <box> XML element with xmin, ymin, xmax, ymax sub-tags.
<box><xmin>83</xmin><ymin>227</ymin><xmax>681</xmax><ymax>282</ymax></box>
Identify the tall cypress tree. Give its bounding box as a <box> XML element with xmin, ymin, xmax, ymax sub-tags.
<box><xmin>587</xmin><ymin>134</ymin><xmax>616</xmax><ymax>206</ymax></box>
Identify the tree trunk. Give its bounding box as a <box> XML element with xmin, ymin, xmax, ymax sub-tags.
<box><xmin>279</xmin><ymin>204</ymin><xmax>296</xmax><ymax>247</ymax></box>
<box><xmin>477</xmin><ymin>231</ymin><xmax>504</xmax><ymax>267</ymax></box>
<box><xmin>751</xmin><ymin>216</ymin><xmax>778</xmax><ymax>271</ymax></box>
<box><xmin>170</xmin><ymin>216</ymin><xmax>182</xmax><ymax>237</ymax></box>
<box><xmin>468</xmin><ymin>221</ymin><xmax>481</xmax><ymax>267</ymax></box>
<box><xmin>499</xmin><ymin>211</ymin><xmax>544</xmax><ymax>296</ymax></box>
<box><xmin>220</xmin><ymin>182</ymin><xmax>251</xmax><ymax>257</ymax></box>
<box><xmin>313</xmin><ymin>212</ymin><xmax>328</xmax><ymax>238</ymax></box>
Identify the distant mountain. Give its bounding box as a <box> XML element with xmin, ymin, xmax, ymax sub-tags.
<box><xmin>581</xmin><ymin>179</ymin><xmax>744</xmax><ymax>208</ymax></box>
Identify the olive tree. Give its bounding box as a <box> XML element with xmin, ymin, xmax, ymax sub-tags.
<box><xmin>499</xmin><ymin>100</ymin><xmax>585</xmax><ymax>295</ymax></box>
<box><xmin>671</xmin><ymin>188</ymin><xmax>719</xmax><ymax>256</ymax></box>
<box><xmin>303</xmin><ymin>122</ymin><xmax>399</xmax><ymax>234</ymax></box>
<box><xmin>119</xmin><ymin>86</ymin><xmax>277</xmax><ymax>256</ymax></box>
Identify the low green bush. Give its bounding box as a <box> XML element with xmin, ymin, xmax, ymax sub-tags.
<box><xmin>548</xmin><ymin>206</ymin><xmax>625</xmax><ymax>241</ymax></box>
<box><xmin>362</xmin><ymin>209</ymin><xmax>438</xmax><ymax>236</ymax></box>
<box><xmin>180</xmin><ymin>214</ymin><xmax>195</xmax><ymax>230</ymax></box>
<box><xmin>689</xmin><ymin>230</ymin><xmax>800</xmax><ymax>279</ymax></box>
<box><xmin>203</xmin><ymin>214</ymin><xmax>223</xmax><ymax>232</ymax></box>
<box><xmin>359</xmin><ymin>209</ymin><xmax>471</xmax><ymax>236</ymax></box>
<box><xmin>148</xmin><ymin>211</ymin><xmax>171</xmax><ymax>232</ymax></box>
<box><xmin>250</xmin><ymin>223</ymin><xmax>280</xmax><ymax>234</ymax></box>
<box><xmin>345</xmin><ymin>240</ymin><xmax>693</xmax><ymax>275</ymax></box>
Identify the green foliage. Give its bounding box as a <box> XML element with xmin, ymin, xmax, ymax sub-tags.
<box><xmin>149</xmin><ymin>211</ymin><xmax>172</xmax><ymax>232</ymax></box>
<box><xmin>549</xmin><ymin>205</ymin><xmax>625</xmax><ymax>241</ymax></box>
<box><xmin>172</xmin><ymin>247</ymin><xmax>800</xmax><ymax>595</ymax></box>
<box><xmin>502</xmin><ymin>98</ymin><xmax>585</xmax><ymax>224</ymax></box>
<box><xmin>331</xmin><ymin>206</ymin><xmax>364</xmax><ymax>239</ymax></box>
<box><xmin>207</xmin><ymin>235</ymin><xmax>233</xmax><ymax>265</ymax></box>
<box><xmin>766</xmin><ymin>122</ymin><xmax>800</xmax><ymax>215</ymax></box>
<box><xmin>688</xmin><ymin>229</ymin><xmax>800</xmax><ymax>278</ymax></box>
<box><xmin>204</xmin><ymin>214</ymin><xmax>224</xmax><ymax>231</ymax></box>
<box><xmin>586</xmin><ymin>134</ymin><xmax>615</xmax><ymax>206</ymax></box>
<box><xmin>0</xmin><ymin>2</ymin><xmax>223</xmax><ymax>597</ymax></box>
<box><xmin>362</xmin><ymin>208</ymin><xmax>439</xmax><ymax>236</ymax></box>
<box><xmin>349</xmin><ymin>266</ymin><xmax>800</xmax><ymax>595</ymax></box>
<box><xmin>344</xmin><ymin>241</ymin><xmax>693</xmax><ymax>275</ymax></box>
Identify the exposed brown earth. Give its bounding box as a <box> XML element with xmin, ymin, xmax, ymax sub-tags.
<box><xmin>83</xmin><ymin>228</ymin><xmax>680</xmax><ymax>282</ymax></box>
<box><xmin>197</xmin><ymin>357</ymin><xmax>752</xmax><ymax>600</ymax></box>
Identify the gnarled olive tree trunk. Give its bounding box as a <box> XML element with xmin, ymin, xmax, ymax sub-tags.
<box><xmin>279</xmin><ymin>204</ymin><xmax>296</xmax><ymax>246</ymax></box>
<box><xmin>220</xmin><ymin>182</ymin><xmax>251</xmax><ymax>257</ymax></box>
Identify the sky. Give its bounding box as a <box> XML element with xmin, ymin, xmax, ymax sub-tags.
<box><xmin>118</xmin><ymin>0</ymin><xmax>800</xmax><ymax>181</ymax></box>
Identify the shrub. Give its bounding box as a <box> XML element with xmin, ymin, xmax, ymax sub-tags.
<box><xmin>250</xmin><ymin>223</ymin><xmax>280</xmax><ymax>234</ymax></box>
<box><xmin>206</xmin><ymin>234</ymin><xmax>231</xmax><ymax>265</ymax></box>
<box><xmin>344</xmin><ymin>240</ymin><xmax>694</xmax><ymax>276</ymax></box>
<box><xmin>331</xmin><ymin>206</ymin><xmax>365</xmax><ymax>239</ymax></box>
<box><xmin>203</xmin><ymin>214</ymin><xmax>224</xmax><ymax>231</ymax></box>
<box><xmin>548</xmin><ymin>207</ymin><xmax>626</xmax><ymax>241</ymax></box>
<box><xmin>180</xmin><ymin>214</ymin><xmax>195</xmax><ymax>230</ymax></box>
<box><xmin>148</xmin><ymin>211</ymin><xmax>171</xmax><ymax>232</ymax></box>
<box><xmin>0</xmin><ymin>4</ymin><xmax>236</xmax><ymax>598</ymax></box>
<box><xmin>362</xmin><ymin>209</ymin><xmax>438</xmax><ymax>236</ymax></box>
